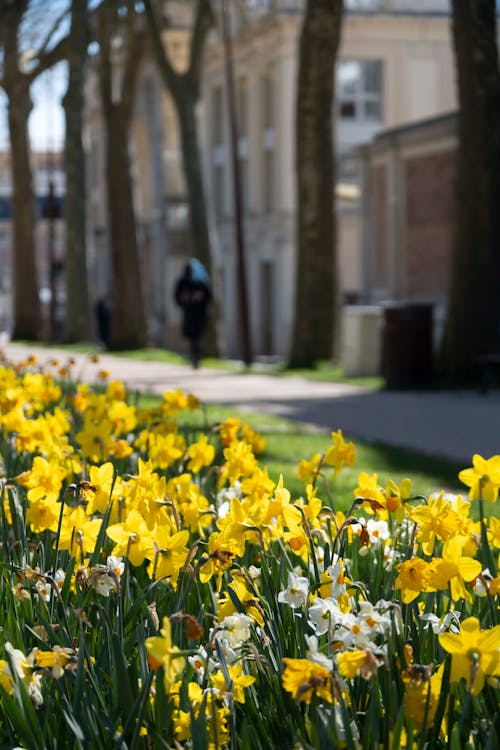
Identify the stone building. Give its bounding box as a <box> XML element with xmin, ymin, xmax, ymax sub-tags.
<box><xmin>200</xmin><ymin>0</ymin><xmax>456</xmax><ymax>358</ymax></box>
<box><xmin>83</xmin><ymin>0</ymin><xmax>459</xmax><ymax>358</ymax></box>
<box><xmin>358</xmin><ymin>111</ymin><xmax>457</xmax><ymax>350</ymax></box>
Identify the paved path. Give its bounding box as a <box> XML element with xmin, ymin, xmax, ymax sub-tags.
<box><xmin>3</xmin><ymin>342</ymin><xmax>499</xmax><ymax>467</ymax></box>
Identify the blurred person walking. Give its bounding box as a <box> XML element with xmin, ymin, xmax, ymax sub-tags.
<box><xmin>174</xmin><ymin>258</ymin><xmax>212</xmax><ymax>368</ymax></box>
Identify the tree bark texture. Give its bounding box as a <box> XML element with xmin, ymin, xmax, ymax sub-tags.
<box><xmin>440</xmin><ymin>0</ymin><xmax>500</xmax><ymax>381</ymax></box>
<box><xmin>63</xmin><ymin>0</ymin><xmax>93</xmax><ymax>342</ymax></box>
<box><xmin>98</xmin><ymin>0</ymin><xmax>148</xmax><ymax>350</ymax></box>
<box><xmin>288</xmin><ymin>0</ymin><xmax>343</xmax><ymax>368</ymax></box>
<box><xmin>2</xmin><ymin>2</ymin><xmax>41</xmax><ymax>340</ymax></box>
<box><xmin>144</xmin><ymin>0</ymin><xmax>219</xmax><ymax>356</ymax></box>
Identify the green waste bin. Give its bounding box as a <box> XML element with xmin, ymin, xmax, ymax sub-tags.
<box><xmin>381</xmin><ymin>303</ymin><xmax>433</xmax><ymax>389</ymax></box>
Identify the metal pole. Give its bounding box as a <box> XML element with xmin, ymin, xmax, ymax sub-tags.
<box><xmin>221</xmin><ymin>0</ymin><xmax>252</xmax><ymax>365</ymax></box>
<box><xmin>47</xmin><ymin>179</ymin><xmax>57</xmax><ymax>341</ymax></box>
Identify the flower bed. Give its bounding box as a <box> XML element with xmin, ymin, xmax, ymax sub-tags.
<box><xmin>0</xmin><ymin>353</ymin><xmax>498</xmax><ymax>748</ymax></box>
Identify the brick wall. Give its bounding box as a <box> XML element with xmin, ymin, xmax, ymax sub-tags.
<box><xmin>404</xmin><ymin>148</ymin><xmax>456</xmax><ymax>300</ymax></box>
<box><xmin>372</xmin><ymin>164</ymin><xmax>388</xmax><ymax>291</ymax></box>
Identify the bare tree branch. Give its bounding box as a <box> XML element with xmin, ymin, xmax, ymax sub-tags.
<box><xmin>25</xmin><ymin>34</ymin><xmax>69</xmax><ymax>85</ymax></box>
<box><xmin>28</xmin><ymin>4</ymin><xmax>70</xmax><ymax>63</ymax></box>
<box><xmin>143</xmin><ymin>0</ymin><xmax>181</xmax><ymax>95</ymax></box>
<box><xmin>187</xmin><ymin>0</ymin><xmax>214</xmax><ymax>98</ymax></box>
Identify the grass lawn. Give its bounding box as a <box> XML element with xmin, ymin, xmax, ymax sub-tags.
<box><xmin>138</xmin><ymin>394</ymin><xmax>463</xmax><ymax>513</ymax></box>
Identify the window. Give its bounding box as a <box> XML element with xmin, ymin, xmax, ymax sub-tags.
<box><xmin>337</xmin><ymin>60</ymin><xmax>382</xmax><ymax>122</ymax></box>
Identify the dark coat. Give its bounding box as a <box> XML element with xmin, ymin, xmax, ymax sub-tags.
<box><xmin>174</xmin><ymin>276</ymin><xmax>211</xmax><ymax>339</ymax></box>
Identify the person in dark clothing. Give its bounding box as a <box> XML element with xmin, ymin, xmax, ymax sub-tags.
<box><xmin>95</xmin><ymin>298</ymin><xmax>111</xmax><ymax>349</ymax></box>
<box><xmin>174</xmin><ymin>258</ymin><xmax>212</xmax><ymax>368</ymax></box>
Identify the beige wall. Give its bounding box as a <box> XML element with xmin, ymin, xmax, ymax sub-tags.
<box><xmin>340</xmin><ymin>14</ymin><xmax>455</xmax><ymax>128</ymax></box>
<box><xmin>199</xmin><ymin>9</ymin><xmax>457</xmax><ymax>357</ymax></box>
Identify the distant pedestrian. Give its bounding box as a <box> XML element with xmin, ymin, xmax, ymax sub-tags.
<box><xmin>95</xmin><ymin>298</ymin><xmax>111</xmax><ymax>349</ymax></box>
<box><xmin>174</xmin><ymin>259</ymin><xmax>212</xmax><ymax>368</ymax></box>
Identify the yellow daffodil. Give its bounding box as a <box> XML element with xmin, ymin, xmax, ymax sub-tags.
<box><xmin>198</xmin><ymin>531</ymin><xmax>238</xmax><ymax>587</ymax></box>
<box><xmin>403</xmin><ymin>662</ymin><xmax>444</xmax><ymax>732</ymax></box>
<box><xmin>385</xmin><ymin>478</ymin><xmax>412</xmax><ymax>520</ymax></box>
<box><xmin>394</xmin><ymin>557</ymin><xmax>431</xmax><ymax>603</ymax></box>
<box><xmin>211</xmin><ymin>663</ymin><xmax>255</xmax><ymax>703</ymax></box>
<box><xmin>58</xmin><ymin>506</ymin><xmax>102</xmax><ymax>559</ymax></box>
<box><xmin>75</xmin><ymin>414</ymin><xmax>114</xmax><ymax>462</ymax></box>
<box><xmin>240</xmin><ymin>423</ymin><xmax>266</xmax><ymax>454</ymax></box>
<box><xmin>410</xmin><ymin>492</ymin><xmax>462</xmax><ymax>555</ymax></box>
<box><xmin>337</xmin><ymin>649</ymin><xmax>380</xmax><ymax>680</ymax></box>
<box><xmin>187</xmin><ymin>433</ymin><xmax>215</xmax><ymax>474</ymax></box>
<box><xmin>298</xmin><ymin>453</ymin><xmax>322</xmax><ymax>483</ymax></box>
<box><xmin>324</xmin><ymin>429</ymin><xmax>356</xmax><ymax>476</ymax></box>
<box><xmin>428</xmin><ymin>537</ymin><xmax>482</xmax><ymax>602</ymax></box>
<box><xmin>145</xmin><ymin>528</ymin><xmax>189</xmax><ymax>584</ymax></box>
<box><xmin>265</xmin><ymin>475</ymin><xmax>302</xmax><ymax>532</ymax></box>
<box><xmin>16</xmin><ymin>455</ymin><xmax>65</xmax><ymax>504</ymax></box>
<box><xmin>106</xmin><ymin>380</ymin><xmax>126</xmax><ymax>401</ymax></box>
<box><xmin>222</xmin><ymin>440</ymin><xmax>257</xmax><ymax>484</ymax></box>
<box><xmin>106</xmin><ymin>509</ymin><xmax>155</xmax><ymax>567</ymax></box>
<box><xmin>354</xmin><ymin>472</ymin><xmax>387</xmax><ymax>515</ymax></box>
<box><xmin>458</xmin><ymin>454</ymin><xmax>500</xmax><ymax>503</ymax></box>
<box><xmin>145</xmin><ymin>616</ymin><xmax>185</xmax><ymax>691</ymax></box>
<box><xmin>488</xmin><ymin>517</ymin><xmax>500</xmax><ymax>549</ymax></box>
<box><xmin>82</xmin><ymin>462</ymin><xmax>120</xmax><ymax>515</ymax></box>
<box><xmin>218</xmin><ymin>577</ymin><xmax>265</xmax><ymax>627</ymax></box>
<box><xmin>282</xmin><ymin>658</ymin><xmax>333</xmax><ymax>703</ymax></box>
<box><xmin>438</xmin><ymin>617</ymin><xmax>500</xmax><ymax>695</ymax></box>
<box><xmin>146</xmin><ymin>432</ymin><xmax>186</xmax><ymax>470</ymax></box>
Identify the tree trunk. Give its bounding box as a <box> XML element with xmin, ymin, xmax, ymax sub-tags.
<box><xmin>176</xmin><ymin>91</ymin><xmax>218</xmax><ymax>355</ymax></box>
<box><xmin>143</xmin><ymin>0</ymin><xmax>220</xmax><ymax>356</ymax></box>
<box><xmin>440</xmin><ymin>0</ymin><xmax>500</xmax><ymax>381</ymax></box>
<box><xmin>63</xmin><ymin>0</ymin><xmax>93</xmax><ymax>342</ymax></box>
<box><xmin>1</xmin><ymin>1</ymin><xmax>42</xmax><ymax>341</ymax></box>
<box><xmin>105</xmin><ymin>116</ymin><xmax>148</xmax><ymax>349</ymax></box>
<box><xmin>288</xmin><ymin>0</ymin><xmax>343</xmax><ymax>368</ymax></box>
<box><xmin>98</xmin><ymin>0</ymin><xmax>148</xmax><ymax>351</ymax></box>
<box><xmin>8</xmin><ymin>89</ymin><xmax>41</xmax><ymax>340</ymax></box>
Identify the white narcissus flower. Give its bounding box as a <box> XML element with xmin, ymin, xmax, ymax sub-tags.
<box><xmin>88</xmin><ymin>556</ymin><xmax>125</xmax><ymax>597</ymax></box>
<box><xmin>473</xmin><ymin>569</ymin><xmax>493</xmax><ymax>597</ymax></box>
<box><xmin>308</xmin><ymin>597</ymin><xmax>341</xmax><ymax>636</ymax></box>
<box><xmin>357</xmin><ymin>600</ymin><xmax>391</xmax><ymax>638</ymax></box>
<box><xmin>326</xmin><ymin>558</ymin><xmax>347</xmax><ymax>599</ymax></box>
<box><xmin>335</xmin><ymin>612</ymin><xmax>372</xmax><ymax>649</ymax></box>
<box><xmin>216</xmin><ymin>613</ymin><xmax>253</xmax><ymax>648</ymax></box>
<box><xmin>5</xmin><ymin>643</ymin><xmax>44</xmax><ymax>707</ymax></box>
<box><xmin>366</xmin><ymin>519</ymin><xmax>390</xmax><ymax>547</ymax></box>
<box><xmin>189</xmin><ymin>646</ymin><xmax>218</xmax><ymax>683</ymax></box>
<box><xmin>420</xmin><ymin>609</ymin><xmax>461</xmax><ymax>634</ymax></box>
<box><xmin>216</xmin><ymin>482</ymin><xmax>242</xmax><ymax>516</ymax></box>
<box><xmin>278</xmin><ymin>571</ymin><xmax>309</xmax><ymax>609</ymax></box>
<box><xmin>305</xmin><ymin>635</ymin><xmax>333</xmax><ymax>670</ymax></box>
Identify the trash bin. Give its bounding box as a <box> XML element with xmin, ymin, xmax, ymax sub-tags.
<box><xmin>381</xmin><ymin>303</ymin><xmax>433</xmax><ymax>389</ymax></box>
<box><xmin>341</xmin><ymin>306</ymin><xmax>382</xmax><ymax>377</ymax></box>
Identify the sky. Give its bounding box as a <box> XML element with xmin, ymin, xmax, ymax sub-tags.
<box><xmin>0</xmin><ymin>61</ymin><xmax>66</xmax><ymax>152</ymax></box>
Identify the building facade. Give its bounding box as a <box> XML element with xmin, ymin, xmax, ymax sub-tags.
<box><xmin>200</xmin><ymin>0</ymin><xmax>456</xmax><ymax>358</ymax></box>
<box><xmin>358</xmin><ymin>112</ymin><xmax>457</xmax><ymax>347</ymax></box>
<box><xmin>81</xmin><ymin>0</ymin><xmax>459</xmax><ymax>358</ymax></box>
